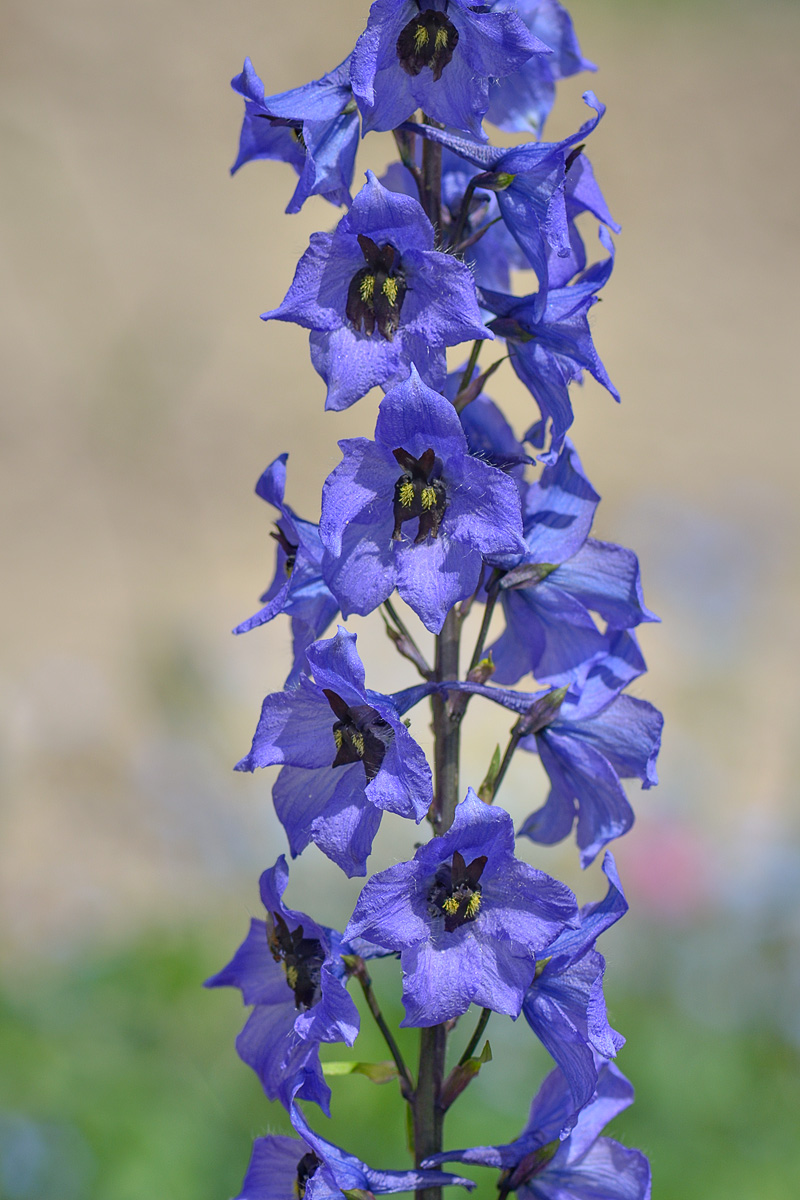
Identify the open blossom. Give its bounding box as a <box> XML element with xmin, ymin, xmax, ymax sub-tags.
<box><xmin>320</xmin><ymin>368</ymin><xmax>525</xmax><ymax>633</ymax></box>
<box><xmin>204</xmin><ymin>856</ymin><xmax>360</xmax><ymax>1113</ymax></box>
<box><xmin>351</xmin><ymin>0</ymin><xmax>548</xmax><ymax>139</ymax></box>
<box><xmin>235</xmin><ymin>627</ymin><xmax>433</xmax><ymax>876</ymax></box>
<box><xmin>233</xmin><ymin>454</ymin><xmax>339</xmax><ymax>684</ymax></box>
<box><xmin>261</xmin><ymin>171</ymin><xmax>490</xmax><ymax>411</ymax></box>
<box><xmin>231</xmin><ymin>56</ymin><xmax>359</xmax><ymax>213</ymax></box>
<box><xmin>345</xmin><ymin>789</ymin><xmax>578</xmax><ymax>1026</ymax></box>
<box><xmin>423</xmin><ymin>1061</ymin><xmax>651</xmax><ymax>1200</ymax></box>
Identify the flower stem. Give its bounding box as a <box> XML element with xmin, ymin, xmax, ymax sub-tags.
<box><xmin>351</xmin><ymin>957</ymin><xmax>415</xmax><ymax>1101</ymax></box>
<box><xmin>489</xmin><ymin>719</ymin><xmax>525</xmax><ymax>802</ymax></box>
<box><xmin>458</xmin><ymin>1007</ymin><xmax>491</xmax><ymax>1066</ymax></box>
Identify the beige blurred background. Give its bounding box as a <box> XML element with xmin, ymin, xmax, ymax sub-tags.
<box><xmin>1</xmin><ymin>0</ymin><xmax>800</xmax><ymax>1193</ymax></box>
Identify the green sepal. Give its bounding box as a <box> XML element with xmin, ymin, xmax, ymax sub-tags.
<box><xmin>478</xmin><ymin>745</ymin><xmax>502</xmax><ymax>804</ymax></box>
<box><xmin>342</xmin><ymin>1190</ymin><xmax>375</xmax><ymax>1200</ymax></box>
<box><xmin>322</xmin><ymin>1060</ymin><xmax>399</xmax><ymax>1084</ymax></box>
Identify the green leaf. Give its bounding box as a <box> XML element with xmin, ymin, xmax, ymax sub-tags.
<box><xmin>440</xmin><ymin>1040</ymin><xmax>493</xmax><ymax>1111</ymax></box>
<box><xmin>322</xmin><ymin>1060</ymin><xmax>399</xmax><ymax>1084</ymax></box>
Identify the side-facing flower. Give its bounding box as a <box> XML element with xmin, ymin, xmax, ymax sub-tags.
<box><xmin>204</xmin><ymin>856</ymin><xmax>359</xmax><ymax>1113</ymax></box>
<box><xmin>482</xmin><ymin>227</ymin><xmax>619</xmax><ymax>463</ymax></box>
<box><xmin>351</xmin><ymin>0</ymin><xmax>548</xmax><ymax>139</ymax></box>
<box><xmin>486</xmin><ymin>0</ymin><xmax>596</xmax><ymax>137</ymax></box>
<box><xmin>261</xmin><ymin>171</ymin><xmax>490</xmax><ymax>411</ymax></box>
<box><xmin>233</xmin><ymin>454</ymin><xmax>339</xmax><ymax>684</ymax></box>
<box><xmin>522</xmin><ymin>852</ymin><xmax>627</xmax><ymax>1109</ymax></box>
<box><xmin>320</xmin><ymin>368</ymin><xmax>525</xmax><ymax>632</ymax></box>
<box><xmin>515</xmin><ymin>642</ymin><xmax>663</xmax><ymax>867</ymax></box>
<box><xmin>345</xmin><ymin>789</ymin><xmax>578</xmax><ymax>1026</ymax></box>
<box><xmin>231</xmin><ymin>56</ymin><xmax>359</xmax><ymax>213</ymax></box>
<box><xmin>488</xmin><ymin>441</ymin><xmax>657</xmax><ymax>686</ymax></box>
<box><xmin>235</xmin><ymin>626</ymin><xmax>433</xmax><ymax>876</ymax></box>
<box><xmin>423</xmin><ymin>1061</ymin><xmax>651</xmax><ymax>1200</ymax></box>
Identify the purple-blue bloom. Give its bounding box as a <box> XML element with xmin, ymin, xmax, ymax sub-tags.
<box><xmin>516</xmin><ymin>641</ymin><xmax>663</xmax><ymax>867</ymax></box>
<box><xmin>319</xmin><ymin>368</ymin><xmax>525</xmax><ymax>633</ymax></box>
<box><xmin>345</xmin><ymin>789</ymin><xmax>578</xmax><ymax>1026</ymax></box>
<box><xmin>351</xmin><ymin>0</ymin><xmax>549</xmax><ymax>140</ymax></box>
<box><xmin>204</xmin><ymin>855</ymin><xmax>359</xmax><ymax>1113</ymax></box>
<box><xmin>231</xmin><ymin>57</ymin><xmax>359</xmax><ymax>213</ymax></box>
<box><xmin>522</xmin><ymin>852</ymin><xmax>627</xmax><ymax>1109</ymax></box>
<box><xmin>262</xmin><ymin>171</ymin><xmax>490</xmax><ymax>410</ymax></box>
<box><xmin>487</xmin><ymin>441</ymin><xmax>657</xmax><ymax>686</ymax></box>
<box><xmin>235</xmin><ymin>626</ymin><xmax>433</xmax><ymax>876</ymax></box>
<box><xmin>233</xmin><ymin>454</ymin><xmax>339</xmax><ymax>685</ymax></box>
<box><xmin>424</xmin><ymin>1061</ymin><xmax>651</xmax><ymax>1200</ymax></box>
<box><xmin>402</xmin><ymin>92</ymin><xmax>609</xmax><ymax>312</ymax></box>
<box><xmin>486</xmin><ymin>0</ymin><xmax>596</xmax><ymax>136</ymax></box>
<box><xmin>482</xmin><ymin>227</ymin><xmax>619</xmax><ymax>463</ymax></box>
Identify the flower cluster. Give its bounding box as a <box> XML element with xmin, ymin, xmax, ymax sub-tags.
<box><xmin>212</xmin><ymin>2</ymin><xmax>661</xmax><ymax>1197</ymax></box>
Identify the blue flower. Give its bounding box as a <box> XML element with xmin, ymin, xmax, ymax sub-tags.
<box><xmin>231</xmin><ymin>56</ymin><xmax>359</xmax><ymax>213</ymax></box>
<box><xmin>235</xmin><ymin>627</ymin><xmax>434</xmax><ymax>876</ymax></box>
<box><xmin>515</xmin><ymin>642</ymin><xmax>663</xmax><ymax>866</ymax></box>
<box><xmin>262</xmin><ymin>171</ymin><xmax>490</xmax><ymax>410</ymax></box>
<box><xmin>319</xmin><ymin>369</ymin><xmax>525</xmax><ymax>633</ymax></box>
<box><xmin>402</xmin><ymin>93</ymin><xmax>610</xmax><ymax>311</ymax></box>
<box><xmin>487</xmin><ymin>442</ymin><xmax>658</xmax><ymax>686</ymax></box>
<box><xmin>423</xmin><ymin>1061</ymin><xmax>651</xmax><ymax>1200</ymax></box>
<box><xmin>351</xmin><ymin>0</ymin><xmax>548</xmax><ymax>140</ymax></box>
<box><xmin>233</xmin><ymin>454</ymin><xmax>339</xmax><ymax>685</ymax></box>
<box><xmin>345</xmin><ymin>789</ymin><xmax>578</xmax><ymax>1026</ymax></box>
<box><xmin>233</xmin><ymin>1119</ymin><xmax>475</xmax><ymax>1200</ymax></box>
<box><xmin>522</xmin><ymin>852</ymin><xmax>627</xmax><ymax>1109</ymax></box>
<box><xmin>482</xmin><ymin>228</ymin><xmax>619</xmax><ymax>463</ymax></box>
<box><xmin>486</xmin><ymin>0</ymin><xmax>596</xmax><ymax>137</ymax></box>
<box><xmin>204</xmin><ymin>856</ymin><xmax>360</xmax><ymax>1113</ymax></box>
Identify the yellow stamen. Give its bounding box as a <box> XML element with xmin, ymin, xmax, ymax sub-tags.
<box><xmin>442</xmin><ymin>896</ymin><xmax>459</xmax><ymax>915</ymax></box>
<box><xmin>465</xmin><ymin>893</ymin><xmax>481</xmax><ymax>920</ymax></box>
<box><xmin>351</xmin><ymin>730</ymin><xmax>365</xmax><ymax>757</ymax></box>
<box><xmin>382</xmin><ymin>276</ymin><xmax>399</xmax><ymax>306</ymax></box>
<box><xmin>333</xmin><ymin>728</ymin><xmax>343</xmax><ymax>750</ymax></box>
<box><xmin>285</xmin><ymin>964</ymin><xmax>298</xmax><ymax>990</ymax></box>
<box><xmin>414</xmin><ymin>24</ymin><xmax>429</xmax><ymax>52</ymax></box>
<box><xmin>398</xmin><ymin>480</ymin><xmax>415</xmax><ymax>507</ymax></box>
<box><xmin>359</xmin><ymin>274</ymin><xmax>375</xmax><ymax>305</ymax></box>
<box><xmin>421</xmin><ymin>485</ymin><xmax>437</xmax><ymax>510</ymax></box>
<box><xmin>434</xmin><ymin>27</ymin><xmax>449</xmax><ymax>51</ymax></box>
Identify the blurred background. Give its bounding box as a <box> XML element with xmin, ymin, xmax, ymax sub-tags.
<box><xmin>2</xmin><ymin>0</ymin><xmax>800</xmax><ymax>1195</ymax></box>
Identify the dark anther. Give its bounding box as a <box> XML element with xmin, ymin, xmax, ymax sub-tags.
<box><xmin>270</xmin><ymin>525</ymin><xmax>298</xmax><ymax>576</ymax></box>
<box><xmin>267</xmin><ymin>911</ymin><xmax>324</xmax><ymax>1009</ymax></box>
<box><xmin>392</xmin><ymin>446</ymin><xmax>447</xmax><ymax>543</ymax></box>
<box><xmin>396</xmin><ymin>9</ymin><xmax>459</xmax><ymax>81</ymax></box>
<box><xmin>323</xmin><ymin>688</ymin><xmax>393</xmax><ymax>782</ymax></box>
<box><xmin>257</xmin><ymin>114</ymin><xmax>307</xmax><ymax>151</ymax></box>
<box><xmin>295</xmin><ymin>1151</ymin><xmax>321</xmax><ymax>1199</ymax></box>
<box><xmin>428</xmin><ymin>849</ymin><xmax>488</xmax><ymax>932</ymax></box>
<box><xmin>346</xmin><ymin>234</ymin><xmax>407</xmax><ymax>341</ymax></box>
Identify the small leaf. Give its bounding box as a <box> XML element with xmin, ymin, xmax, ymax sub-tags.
<box><xmin>478</xmin><ymin>745</ymin><xmax>502</xmax><ymax>804</ymax></box>
<box><xmin>440</xmin><ymin>1040</ymin><xmax>492</xmax><ymax>1110</ymax></box>
<box><xmin>342</xmin><ymin>1190</ymin><xmax>375</xmax><ymax>1200</ymax></box>
<box><xmin>322</xmin><ymin>1060</ymin><xmax>399</xmax><ymax>1084</ymax></box>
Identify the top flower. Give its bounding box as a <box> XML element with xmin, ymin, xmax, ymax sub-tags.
<box><xmin>351</xmin><ymin>0</ymin><xmax>549</xmax><ymax>139</ymax></box>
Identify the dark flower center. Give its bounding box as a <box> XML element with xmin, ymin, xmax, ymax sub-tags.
<box><xmin>428</xmin><ymin>849</ymin><xmax>488</xmax><ymax>932</ymax></box>
<box><xmin>324</xmin><ymin>688</ymin><xmax>393</xmax><ymax>783</ymax></box>
<box><xmin>392</xmin><ymin>447</ymin><xmax>447</xmax><ymax>543</ymax></box>
<box><xmin>295</xmin><ymin>1151</ymin><xmax>321</xmax><ymax>1199</ymax></box>
<box><xmin>267</xmin><ymin>911</ymin><xmax>324</xmax><ymax>1009</ymax></box>
<box><xmin>270</xmin><ymin>525</ymin><xmax>298</xmax><ymax>576</ymax></box>
<box><xmin>257</xmin><ymin>114</ymin><xmax>307</xmax><ymax>151</ymax></box>
<box><xmin>396</xmin><ymin>8</ymin><xmax>459</xmax><ymax>81</ymax></box>
<box><xmin>346</xmin><ymin>235</ymin><xmax>407</xmax><ymax>341</ymax></box>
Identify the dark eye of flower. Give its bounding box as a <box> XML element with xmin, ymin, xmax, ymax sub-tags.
<box><xmin>270</xmin><ymin>525</ymin><xmax>298</xmax><ymax>576</ymax></box>
<box><xmin>267</xmin><ymin>911</ymin><xmax>324</xmax><ymax>1009</ymax></box>
<box><xmin>391</xmin><ymin>446</ymin><xmax>447</xmax><ymax>543</ymax></box>
<box><xmin>257</xmin><ymin>113</ymin><xmax>307</xmax><ymax>151</ymax></box>
<box><xmin>294</xmin><ymin>1151</ymin><xmax>321</xmax><ymax>1199</ymax></box>
<box><xmin>323</xmin><ymin>688</ymin><xmax>393</xmax><ymax>782</ymax></box>
<box><xmin>428</xmin><ymin>849</ymin><xmax>488</xmax><ymax>932</ymax></box>
<box><xmin>396</xmin><ymin>8</ymin><xmax>459</xmax><ymax>81</ymax></box>
<box><xmin>346</xmin><ymin>234</ymin><xmax>407</xmax><ymax>342</ymax></box>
